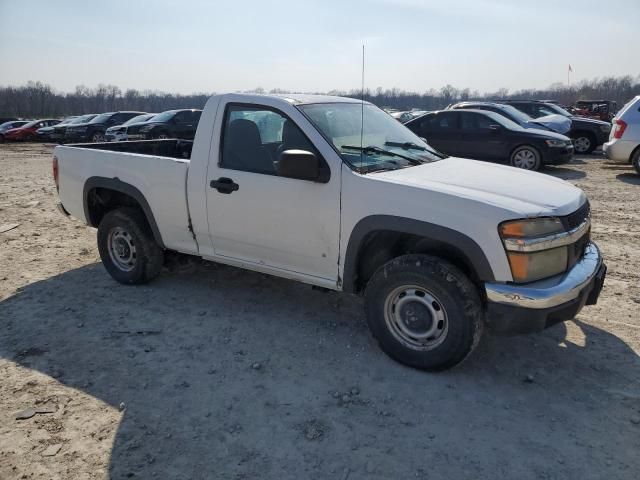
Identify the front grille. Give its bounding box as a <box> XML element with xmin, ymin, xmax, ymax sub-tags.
<box><xmin>562</xmin><ymin>200</ymin><xmax>590</xmax><ymax>231</ymax></box>
<box><xmin>561</xmin><ymin>201</ymin><xmax>591</xmax><ymax>271</ymax></box>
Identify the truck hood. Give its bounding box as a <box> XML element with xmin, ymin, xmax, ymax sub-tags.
<box><xmin>372</xmin><ymin>157</ymin><xmax>585</xmax><ymax>217</ymax></box>
<box><xmin>528</xmin><ymin>114</ymin><xmax>571</xmax><ymax>134</ymax></box>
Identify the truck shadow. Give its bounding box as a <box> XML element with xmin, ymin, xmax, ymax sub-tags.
<box><xmin>1</xmin><ymin>263</ymin><xmax>639</xmax><ymax>479</ymax></box>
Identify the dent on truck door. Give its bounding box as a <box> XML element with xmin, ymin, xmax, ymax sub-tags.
<box><xmin>205</xmin><ymin>103</ymin><xmax>341</xmax><ymax>282</ymax></box>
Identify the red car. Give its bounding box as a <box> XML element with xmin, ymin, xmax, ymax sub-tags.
<box><xmin>4</xmin><ymin>119</ymin><xmax>60</xmax><ymax>141</ymax></box>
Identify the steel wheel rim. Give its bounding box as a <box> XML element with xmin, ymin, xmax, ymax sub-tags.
<box><xmin>573</xmin><ymin>137</ymin><xmax>591</xmax><ymax>153</ymax></box>
<box><xmin>93</xmin><ymin>133</ymin><xmax>105</xmax><ymax>143</ymax></box>
<box><xmin>158</xmin><ymin>134</ymin><xmax>169</xmax><ymax>139</ymax></box>
<box><xmin>107</xmin><ymin>227</ymin><xmax>137</xmax><ymax>272</ymax></box>
<box><xmin>513</xmin><ymin>148</ymin><xmax>537</xmax><ymax>169</ymax></box>
<box><xmin>383</xmin><ymin>285</ymin><xmax>449</xmax><ymax>351</ymax></box>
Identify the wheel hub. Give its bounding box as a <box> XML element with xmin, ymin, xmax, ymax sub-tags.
<box><xmin>107</xmin><ymin>227</ymin><xmax>137</xmax><ymax>272</ymax></box>
<box><xmin>384</xmin><ymin>286</ymin><xmax>448</xmax><ymax>350</ymax></box>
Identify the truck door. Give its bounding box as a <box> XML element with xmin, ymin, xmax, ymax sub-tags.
<box><xmin>204</xmin><ymin>101</ymin><xmax>341</xmax><ymax>285</ymax></box>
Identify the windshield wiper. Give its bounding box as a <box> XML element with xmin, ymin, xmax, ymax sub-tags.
<box><xmin>341</xmin><ymin>145</ymin><xmax>423</xmax><ymax>165</ymax></box>
<box><xmin>384</xmin><ymin>141</ymin><xmax>426</xmax><ymax>151</ymax></box>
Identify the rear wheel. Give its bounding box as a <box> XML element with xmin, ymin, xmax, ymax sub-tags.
<box><xmin>156</xmin><ymin>132</ymin><xmax>171</xmax><ymax>140</ymax></box>
<box><xmin>364</xmin><ymin>254</ymin><xmax>483</xmax><ymax>371</ymax></box>
<box><xmin>97</xmin><ymin>207</ymin><xmax>164</xmax><ymax>284</ymax></box>
<box><xmin>510</xmin><ymin>145</ymin><xmax>541</xmax><ymax>170</ymax></box>
<box><xmin>632</xmin><ymin>148</ymin><xmax>640</xmax><ymax>175</ymax></box>
<box><xmin>572</xmin><ymin>133</ymin><xmax>596</xmax><ymax>154</ymax></box>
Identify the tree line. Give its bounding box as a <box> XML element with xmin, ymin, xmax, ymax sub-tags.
<box><xmin>1</xmin><ymin>75</ymin><xmax>639</xmax><ymax>118</ymax></box>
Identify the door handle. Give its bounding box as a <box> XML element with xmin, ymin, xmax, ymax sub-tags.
<box><xmin>210</xmin><ymin>177</ymin><xmax>239</xmax><ymax>194</ymax></box>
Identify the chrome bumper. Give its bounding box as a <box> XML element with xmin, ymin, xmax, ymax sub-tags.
<box><xmin>485</xmin><ymin>242</ymin><xmax>602</xmax><ymax>310</ymax></box>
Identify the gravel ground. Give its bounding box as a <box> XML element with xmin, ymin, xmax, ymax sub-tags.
<box><xmin>1</xmin><ymin>143</ymin><xmax>639</xmax><ymax>480</ymax></box>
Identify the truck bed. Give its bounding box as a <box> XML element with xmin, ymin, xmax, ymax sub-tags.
<box><xmin>55</xmin><ymin>141</ymin><xmax>198</xmax><ymax>255</ymax></box>
<box><xmin>68</xmin><ymin>139</ymin><xmax>193</xmax><ymax>159</ymax></box>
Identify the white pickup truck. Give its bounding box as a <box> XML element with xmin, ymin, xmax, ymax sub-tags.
<box><xmin>53</xmin><ymin>93</ymin><xmax>606</xmax><ymax>371</ymax></box>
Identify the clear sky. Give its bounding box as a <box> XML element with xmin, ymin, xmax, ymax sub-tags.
<box><xmin>0</xmin><ymin>0</ymin><xmax>638</xmax><ymax>94</ymax></box>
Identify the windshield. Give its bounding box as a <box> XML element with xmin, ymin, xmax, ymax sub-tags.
<box><xmin>71</xmin><ymin>114</ymin><xmax>97</xmax><ymax>124</ymax></box>
<box><xmin>20</xmin><ymin>120</ymin><xmax>39</xmax><ymax>128</ymax></box>
<box><xmin>298</xmin><ymin>103</ymin><xmax>444</xmax><ymax>172</ymax></box>
<box><xmin>89</xmin><ymin>113</ymin><xmax>114</xmax><ymax>124</ymax></box>
<box><xmin>123</xmin><ymin>114</ymin><xmax>154</xmax><ymax>125</ymax></box>
<box><xmin>541</xmin><ymin>103</ymin><xmax>572</xmax><ymax>117</ymax></box>
<box><xmin>498</xmin><ymin>104</ymin><xmax>533</xmax><ymax>124</ymax></box>
<box><xmin>150</xmin><ymin>110</ymin><xmax>176</xmax><ymax>122</ymax></box>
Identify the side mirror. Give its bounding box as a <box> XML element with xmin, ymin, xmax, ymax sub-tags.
<box><xmin>277</xmin><ymin>150</ymin><xmax>325</xmax><ymax>182</ymax></box>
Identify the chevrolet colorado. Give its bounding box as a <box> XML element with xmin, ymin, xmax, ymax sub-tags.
<box><xmin>53</xmin><ymin>93</ymin><xmax>606</xmax><ymax>371</ymax></box>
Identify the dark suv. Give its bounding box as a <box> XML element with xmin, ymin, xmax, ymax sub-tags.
<box><xmin>65</xmin><ymin>111</ymin><xmax>146</xmax><ymax>143</ymax></box>
<box><xmin>126</xmin><ymin>109</ymin><xmax>202</xmax><ymax>140</ymax></box>
<box><xmin>501</xmin><ymin>100</ymin><xmax>611</xmax><ymax>154</ymax></box>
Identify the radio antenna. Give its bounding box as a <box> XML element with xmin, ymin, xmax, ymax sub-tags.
<box><xmin>360</xmin><ymin>44</ymin><xmax>365</xmax><ymax>169</ymax></box>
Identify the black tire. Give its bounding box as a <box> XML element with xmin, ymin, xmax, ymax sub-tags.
<box><xmin>571</xmin><ymin>132</ymin><xmax>596</xmax><ymax>154</ymax></box>
<box><xmin>632</xmin><ymin>148</ymin><xmax>640</xmax><ymax>175</ymax></box>
<box><xmin>364</xmin><ymin>254</ymin><xmax>483</xmax><ymax>371</ymax></box>
<box><xmin>0</xmin><ymin>134</ymin><xmax>5</xmax><ymax>143</ymax></box>
<box><xmin>510</xmin><ymin>145</ymin><xmax>542</xmax><ymax>170</ymax></box>
<box><xmin>97</xmin><ymin>207</ymin><xmax>164</xmax><ymax>285</ymax></box>
<box><xmin>91</xmin><ymin>132</ymin><xmax>105</xmax><ymax>143</ymax></box>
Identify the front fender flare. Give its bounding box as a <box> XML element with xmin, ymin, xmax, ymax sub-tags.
<box><xmin>342</xmin><ymin>215</ymin><xmax>495</xmax><ymax>293</ymax></box>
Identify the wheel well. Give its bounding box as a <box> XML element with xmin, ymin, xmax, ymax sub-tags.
<box><xmin>352</xmin><ymin>230</ymin><xmax>481</xmax><ymax>294</ymax></box>
<box><xmin>510</xmin><ymin>144</ymin><xmax>540</xmax><ymax>158</ymax></box>
<box><xmin>86</xmin><ymin>188</ymin><xmax>144</xmax><ymax>228</ymax></box>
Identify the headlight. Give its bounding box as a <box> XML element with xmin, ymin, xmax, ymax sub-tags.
<box><xmin>545</xmin><ymin>139</ymin><xmax>566</xmax><ymax>147</ymax></box>
<box><xmin>500</xmin><ymin>218</ymin><xmax>563</xmax><ymax>238</ymax></box>
<box><xmin>499</xmin><ymin>218</ymin><xmax>568</xmax><ymax>282</ymax></box>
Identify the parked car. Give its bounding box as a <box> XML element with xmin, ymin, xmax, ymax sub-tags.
<box><xmin>36</xmin><ymin>116</ymin><xmax>78</xmax><ymax>141</ymax></box>
<box><xmin>64</xmin><ymin>111</ymin><xmax>147</xmax><ymax>143</ymax></box>
<box><xmin>126</xmin><ymin>109</ymin><xmax>202</xmax><ymax>140</ymax></box>
<box><xmin>450</xmin><ymin>102</ymin><xmax>571</xmax><ymax>134</ymax></box>
<box><xmin>53</xmin><ymin>93</ymin><xmax>604</xmax><ymax>371</ymax></box>
<box><xmin>501</xmin><ymin>100</ymin><xmax>611</xmax><ymax>154</ymax></box>
<box><xmin>50</xmin><ymin>114</ymin><xmax>98</xmax><ymax>143</ymax></box>
<box><xmin>0</xmin><ymin>120</ymin><xmax>30</xmax><ymax>143</ymax></box>
<box><xmin>105</xmin><ymin>113</ymin><xmax>158</xmax><ymax>142</ymax></box>
<box><xmin>0</xmin><ymin>117</ymin><xmax>18</xmax><ymax>124</ymax></box>
<box><xmin>573</xmin><ymin>100</ymin><xmax>617</xmax><ymax>122</ymax></box>
<box><xmin>603</xmin><ymin>95</ymin><xmax>640</xmax><ymax>174</ymax></box>
<box><xmin>405</xmin><ymin>109</ymin><xmax>573</xmax><ymax>170</ymax></box>
<box><xmin>3</xmin><ymin>119</ymin><xmax>60</xmax><ymax>141</ymax></box>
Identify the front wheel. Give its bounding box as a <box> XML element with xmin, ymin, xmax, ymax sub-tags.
<box><xmin>510</xmin><ymin>145</ymin><xmax>541</xmax><ymax>170</ymax></box>
<box><xmin>571</xmin><ymin>133</ymin><xmax>596</xmax><ymax>154</ymax></box>
<box><xmin>97</xmin><ymin>208</ymin><xmax>164</xmax><ymax>284</ymax></box>
<box><xmin>364</xmin><ymin>254</ymin><xmax>483</xmax><ymax>371</ymax></box>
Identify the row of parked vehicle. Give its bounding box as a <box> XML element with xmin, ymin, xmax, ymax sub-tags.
<box><xmin>390</xmin><ymin>99</ymin><xmax>614</xmax><ymax>170</ymax></box>
<box><xmin>0</xmin><ymin>109</ymin><xmax>202</xmax><ymax>144</ymax></box>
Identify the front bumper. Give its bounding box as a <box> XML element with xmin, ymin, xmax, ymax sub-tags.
<box><xmin>485</xmin><ymin>242</ymin><xmax>605</xmax><ymax>334</ymax></box>
<box><xmin>544</xmin><ymin>145</ymin><xmax>574</xmax><ymax>165</ymax></box>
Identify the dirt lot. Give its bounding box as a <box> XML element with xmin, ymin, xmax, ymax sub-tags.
<box><xmin>0</xmin><ymin>143</ymin><xmax>639</xmax><ymax>479</ymax></box>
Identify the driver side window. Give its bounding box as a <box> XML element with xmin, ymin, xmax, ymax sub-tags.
<box><xmin>220</xmin><ymin>105</ymin><xmax>316</xmax><ymax>176</ymax></box>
